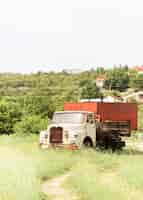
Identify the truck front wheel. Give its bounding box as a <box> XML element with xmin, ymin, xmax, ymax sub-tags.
<box><xmin>83</xmin><ymin>137</ymin><xmax>93</xmax><ymax>148</ymax></box>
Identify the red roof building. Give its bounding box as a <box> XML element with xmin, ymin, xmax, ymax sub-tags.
<box><xmin>133</xmin><ymin>66</ymin><xmax>143</xmax><ymax>73</ymax></box>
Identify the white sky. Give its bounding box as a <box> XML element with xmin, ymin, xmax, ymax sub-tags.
<box><xmin>0</xmin><ymin>0</ymin><xmax>143</xmax><ymax>73</ymax></box>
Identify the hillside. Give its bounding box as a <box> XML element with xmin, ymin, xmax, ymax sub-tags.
<box><xmin>0</xmin><ymin>66</ymin><xmax>142</xmax><ymax>135</ymax></box>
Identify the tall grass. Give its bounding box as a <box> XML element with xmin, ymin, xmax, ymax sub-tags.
<box><xmin>68</xmin><ymin>164</ymin><xmax>128</xmax><ymax>200</ymax></box>
<box><xmin>0</xmin><ymin>146</ymin><xmax>41</xmax><ymax>200</ymax></box>
<box><xmin>118</xmin><ymin>155</ymin><xmax>143</xmax><ymax>191</ymax></box>
<box><xmin>67</xmin><ymin>151</ymin><xmax>127</xmax><ymax>200</ymax></box>
<box><xmin>1</xmin><ymin>135</ymin><xmax>143</xmax><ymax>200</ymax></box>
<box><xmin>0</xmin><ymin>135</ymin><xmax>79</xmax><ymax>200</ymax></box>
<box><xmin>67</xmin><ymin>149</ymin><xmax>143</xmax><ymax>200</ymax></box>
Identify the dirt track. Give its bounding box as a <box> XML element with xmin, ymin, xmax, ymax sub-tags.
<box><xmin>42</xmin><ymin>173</ymin><xmax>77</xmax><ymax>200</ymax></box>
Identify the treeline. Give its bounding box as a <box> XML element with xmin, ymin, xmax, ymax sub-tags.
<box><xmin>0</xmin><ymin>66</ymin><xmax>142</xmax><ymax>135</ymax></box>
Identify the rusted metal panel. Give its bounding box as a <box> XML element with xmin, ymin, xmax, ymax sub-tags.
<box><xmin>64</xmin><ymin>102</ymin><xmax>98</xmax><ymax>112</ymax></box>
<box><xmin>64</xmin><ymin>102</ymin><xmax>137</xmax><ymax>130</ymax></box>
<box><xmin>49</xmin><ymin>127</ymin><xmax>63</xmax><ymax>143</ymax></box>
<box><xmin>101</xmin><ymin>121</ymin><xmax>131</xmax><ymax>136</ymax></box>
<box><xmin>97</xmin><ymin>103</ymin><xmax>137</xmax><ymax>130</ymax></box>
<box><xmin>49</xmin><ymin>143</ymin><xmax>79</xmax><ymax>150</ymax></box>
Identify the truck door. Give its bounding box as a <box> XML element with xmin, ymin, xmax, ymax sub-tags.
<box><xmin>86</xmin><ymin>113</ymin><xmax>96</xmax><ymax>145</ymax></box>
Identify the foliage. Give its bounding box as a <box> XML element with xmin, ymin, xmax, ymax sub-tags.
<box><xmin>0</xmin><ymin>135</ymin><xmax>78</xmax><ymax>200</ymax></box>
<box><xmin>67</xmin><ymin>149</ymin><xmax>143</xmax><ymax>200</ymax></box>
<box><xmin>0</xmin><ymin>66</ymin><xmax>141</xmax><ymax>135</ymax></box>
<box><xmin>0</xmin><ymin>100</ymin><xmax>22</xmax><ymax>134</ymax></box>
<box><xmin>80</xmin><ymin>80</ymin><xmax>101</xmax><ymax>99</ymax></box>
<box><xmin>18</xmin><ymin>96</ymin><xmax>55</xmax><ymax>118</ymax></box>
<box><xmin>14</xmin><ymin>115</ymin><xmax>48</xmax><ymax>135</ymax></box>
<box><xmin>105</xmin><ymin>67</ymin><xmax>129</xmax><ymax>91</ymax></box>
<box><xmin>0</xmin><ymin>136</ymin><xmax>143</xmax><ymax>200</ymax></box>
<box><xmin>129</xmin><ymin>73</ymin><xmax>143</xmax><ymax>90</ymax></box>
<box><xmin>138</xmin><ymin>105</ymin><xmax>143</xmax><ymax>130</ymax></box>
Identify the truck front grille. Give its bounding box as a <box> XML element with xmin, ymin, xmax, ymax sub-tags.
<box><xmin>50</xmin><ymin>127</ymin><xmax>63</xmax><ymax>143</ymax></box>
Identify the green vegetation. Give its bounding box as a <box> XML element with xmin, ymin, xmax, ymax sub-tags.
<box><xmin>0</xmin><ymin>66</ymin><xmax>142</xmax><ymax>135</ymax></box>
<box><xmin>0</xmin><ymin>136</ymin><xmax>143</xmax><ymax>200</ymax></box>
<box><xmin>0</xmin><ymin>66</ymin><xmax>143</xmax><ymax>199</ymax></box>
<box><xmin>138</xmin><ymin>105</ymin><xmax>143</xmax><ymax>130</ymax></box>
<box><xmin>67</xmin><ymin>149</ymin><xmax>143</xmax><ymax>200</ymax></box>
<box><xmin>14</xmin><ymin>114</ymin><xmax>48</xmax><ymax>135</ymax></box>
<box><xmin>0</xmin><ymin>135</ymin><xmax>79</xmax><ymax>200</ymax></box>
<box><xmin>0</xmin><ymin>99</ymin><xmax>22</xmax><ymax>134</ymax></box>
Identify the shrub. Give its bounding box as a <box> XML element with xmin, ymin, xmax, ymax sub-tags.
<box><xmin>0</xmin><ymin>100</ymin><xmax>22</xmax><ymax>134</ymax></box>
<box><xmin>14</xmin><ymin>115</ymin><xmax>48</xmax><ymax>135</ymax></box>
<box><xmin>138</xmin><ymin>105</ymin><xmax>143</xmax><ymax>130</ymax></box>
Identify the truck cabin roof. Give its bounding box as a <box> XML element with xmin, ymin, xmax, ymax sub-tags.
<box><xmin>54</xmin><ymin>111</ymin><xmax>93</xmax><ymax>114</ymax></box>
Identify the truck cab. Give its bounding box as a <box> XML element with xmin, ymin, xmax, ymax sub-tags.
<box><xmin>39</xmin><ymin>111</ymin><xmax>96</xmax><ymax>149</ymax></box>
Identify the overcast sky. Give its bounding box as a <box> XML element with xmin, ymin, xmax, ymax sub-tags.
<box><xmin>0</xmin><ymin>0</ymin><xmax>143</xmax><ymax>73</ymax></box>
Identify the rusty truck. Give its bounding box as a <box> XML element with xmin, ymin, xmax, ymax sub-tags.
<box><xmin>39</xmin><ymin>102</ymin><xmax>137</xmax><ymax>151</ymax></box>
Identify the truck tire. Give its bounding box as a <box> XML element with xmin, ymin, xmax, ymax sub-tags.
<box><xmin>111</xmin><ymin>135</ymin><xmax>125</xmax><ymax>152</ymax></box>
<box><xmin>83</xmin><ymin>137</ymin><xmax>93</xmax><ymax>148</ymax></box>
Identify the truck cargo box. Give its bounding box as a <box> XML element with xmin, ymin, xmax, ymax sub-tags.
<box><xmin>64</xmin><ymin>102</ymin><xmax>137</xmax><ymax>130</ymax></box>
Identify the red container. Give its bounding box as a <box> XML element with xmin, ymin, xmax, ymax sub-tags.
<box><xmin>64</xmin><ymin>102</ymin><xmax>137</xmax><ymax>130</ymax></box>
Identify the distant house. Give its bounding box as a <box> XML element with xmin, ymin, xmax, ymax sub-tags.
<box><xmin>123</xmin><ymin>91</ymin><xmax>143</xmax><ymax>103</ymax></box>
<box><xmin>80</xmin><ymin>96</ymin><xmax>123</xmax><ymax>103</ymax></box>
<box><xmin>133</xmin><ymin>66</ymin><xmax>143</xmax><ymax>74</ymax></box>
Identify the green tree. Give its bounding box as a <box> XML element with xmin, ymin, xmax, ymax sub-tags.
<box><xmin>105</xmin><ymin>67</ymin><xmax>129</xmax><ymax>91</ymax></box>
<box><xmin>14</xmin><ymin>115</ymin><xmax>48</xmax><ymax>135</ymax></box>
<box><xmin>80</xmin><ymin>80</ymin><xmax>101</xmax><ymax>99</ymax></box>
<box><xmin>0</xmin><ymin>100</ymin><xmax>22</xmax><ymax>134</ymax></box>
<box><xmin>129</xmin><ymin>73</ymin><xmax>143</xmax><ymax>90</ymax></box>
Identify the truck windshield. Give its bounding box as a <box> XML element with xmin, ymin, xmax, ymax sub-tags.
<box><xmin>52</xmin><ymin>113</ymin><xmax>85</xmax><ymax>124</ymax></box>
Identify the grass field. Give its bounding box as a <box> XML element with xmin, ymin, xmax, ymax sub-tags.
<box><xmin>0</xmin><ymin>135</ymin><xmax>143</xmax><ymax>200</ymax></box>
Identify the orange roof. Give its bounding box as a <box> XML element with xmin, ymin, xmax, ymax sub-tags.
<box><xmin>96</xmin><ymin>75</ymin><xmax>106</xmax><ymax>80</ymax></box>
<box><xmin>133</xmin><ymin>66</ymin><xmax>143</xmax><ymax>71</ymax></box>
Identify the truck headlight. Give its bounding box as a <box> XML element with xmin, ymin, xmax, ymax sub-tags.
<box><xmin>74</xmin><ymin>134</ymin><xmax>78</xmax><ymax>138</ymax></box>
<box><xmin>64</xmin><ymin>131</ymin><xmax>69</xmax><ymax>139</ymax></box>
<box><xmin>70</xmin><ymin>138</ymin><xmax>77</xmax><ymax>144</ymax></box>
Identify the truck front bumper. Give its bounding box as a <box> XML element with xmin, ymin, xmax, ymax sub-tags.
<box><xmin>40</xmin><ymin>143</ymin><xmax>79</xmax><ymax>150</ymax></box>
